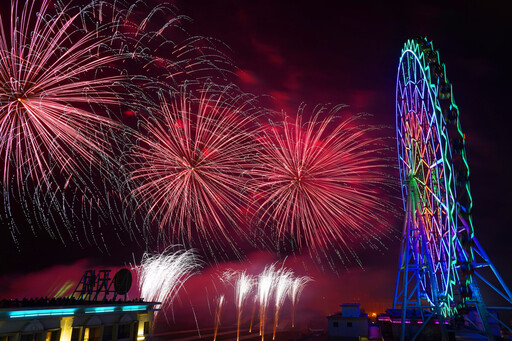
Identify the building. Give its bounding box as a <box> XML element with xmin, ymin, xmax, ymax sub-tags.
<box><xmin>327</xmin><ymin>303</ymin><xmax>369</xmax><ymax>340</ymax></box>
<box><xmin>377</xmin><ymin>308</ymin><xmax>504</xmax><ymax>341</ymax></box>
<box><xmin>0</xmin><ymin>298</ymin><xmax>158</xmax><ymax>341</ymax></box>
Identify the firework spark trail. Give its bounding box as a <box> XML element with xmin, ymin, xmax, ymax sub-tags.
<box><xmin>289</xmin><ymin>276</ymin><xmax>312</xmax><ymax>328</ymax></box>
<box><xmin>135</xmin><ymin>247</ymin><xmax>200</xmax><ymax>316</ymax></box>
<box><xmin>130</xmin><ymin>83</ymin><xmax>262</xmax><ymax>258</ymax></box>
<box><xmin>258</xmin><ymin>264</ymin><xmax>277</xmax><ymax>340</ymax></box>
<box><xmin>272</xmin><ymin>269</ymin><xmax>293</xmax><ymax>340</ymax></box>
<box><xmin>232</xmin><ymin>271</ymin><xmax>254</xmax><ymax>341</ymax></box>
<box><xmin>102</xmin><ymin>0</ymin><xmax>234</xmax><ymax>85</ymax></box>
<box><xmin>249</xmin><ymin>294</ymin><xmax>258</xmax><ymax>333</ymax></box>
<box><xmin>253</xmin><ymin>105</ymin><xmax>394</xmax><ymax>262</ymax></box>
<box><xmin>221</xmin><ymin>270</ymin><xmax>254</xmax><ymax>310</ymax></box>
<box><xmin>188</xmin><ymin>299</ymin><xmax>201</xmax><ymax>338</ymax></box>
<box><xmin>213</xmin><ymin>266</ymin><xmax>313</xmax><ymax>338</ymax></box>
<box><xmin>213</xmin><ymin>295</ymin><xmax>225</xmax><ymax>341</ymax></box>
<box><xmin>219</xmin><ymin>270</ymin><xmax>254</xmax><ymax>340</ymax></box>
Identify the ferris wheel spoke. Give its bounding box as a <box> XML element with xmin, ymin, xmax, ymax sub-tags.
<box><xmin>429</xmin><ymin>191</ymin><xmax>447</xmax><ymax>210</ymax></box>
<box><xmin>399</xmin><ymin>155</ymin><xmax>411</xmax><ymax>173</ymax></box>
<box><xmin>429</xmin><ymin>158</ymin><xmax>443</xmax><ymax>169</ymax></box>
<box><xmin>423</xmin><ymin>109</ymin><xmax>436</xmax><ymax>142</ymax></box>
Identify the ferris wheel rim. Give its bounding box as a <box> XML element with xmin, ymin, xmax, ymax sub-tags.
<box><xmin>395</xmin><ymin>39</ymin><xmax>458</xmax><ymax>314</ymax></box>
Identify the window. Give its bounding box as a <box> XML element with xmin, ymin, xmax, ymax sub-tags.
<box><xmin>88</xmin><ymin>328</ymin><xmax>100</xmax><ymax>341</ymax></box>
<box><xmin>71</xmin><ymin>328</ymin><xmax>81</xmax><ymax>341</ymax></box>
<box><xmin>144</xmin><ymin>322</ymin><xmax>150</xmax><ymax>335</ymax></box>
<box><xmin>117</xmin><ymin>324</ymin><xmax>130</xmax><ymax>340</ymax></box>
<box><xmin>347</xmin><ymin>322</ymin><xmax>353</xmax><ymax>327</ymax></box>
<box><xmin>1</xmin><ymin>336</ymin><xmax>17</xmax><ymax>341</ymax></box>
<box><xmin>46</xmin><ymin>331</ymin><xmax>60</xmax><ymax>341</ymax></box>
<box><xmin>102</xmin><ymin>326</ymin><xmax>113</xmax><ymax>341</ymax></box>
<box><xmin>131</xmin><ymin>322</ymin><xmax>138</xmax><ymax>341</ymax></box>
<box><xmin>21</xmin><ymin>334</ymin><xmax>42</xmax><ymax>341</ymax></box>
<box><xmin>333</xmin><ymin>322</ymin><xmax>339</xmax><ymax>328</ymax></box>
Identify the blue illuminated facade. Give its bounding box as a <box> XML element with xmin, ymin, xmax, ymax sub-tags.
<box><xmin>0</xmin><ymin>303</ymin><xmax>158</xmax><ymax>341</ymax></box>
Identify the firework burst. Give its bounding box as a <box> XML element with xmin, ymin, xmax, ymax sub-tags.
<box><xmin>130</xmin><ymin>83</ymin><xmax>261</xmax><ymax>257</ymax></box>
<box><xmin>0</xmin><ymin>0</ymin><xmax>237</xmax><ymax>250</ymax></box>
<box><xmin>0</xmin><ymin>0</ymin><xmax>129</xmax><ymax>186</ymax></box>
<box><xmin>0</xmin><ymin>0</ymin><xmax>158</xmax><ymax>250</ymax></box>
<box><xmin>252</xmin><ymin>105</ymin><xmax>394</xmax><ymax>261</ymax></box>
<box><xmin>135</xmin><ymin>247</ymin><xmax>200</xmax><ymax>313</ymax></box>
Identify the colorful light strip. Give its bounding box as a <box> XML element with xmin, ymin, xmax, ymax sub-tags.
<box><xmin>6</xmin><ymin>305</ymin><xmax>151</xmax><ymax>319</ymax></box>
<box><xmin>9</xmin><ymin>308</ymin><xmax>77</xmax><ymax>318</ymax></box>
<box><xmin>85</xmin><ymin>306</ymin><xmax>117</xmax><ymax>314</ymax></box>
<box><xmin>122</xmin><ymin>305</ymin><xmax>149</xmax><ymax>312</ymax></box>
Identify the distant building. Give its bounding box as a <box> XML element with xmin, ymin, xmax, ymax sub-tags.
<box><xmin>0</xmin><ymin>299</ymin><xmax>157</xmax><ymax>341</ymax></box>
<box><xmin>327</xmin><ymin>303</ymin><xmax>369</xmax><ymax>340</ymax></box>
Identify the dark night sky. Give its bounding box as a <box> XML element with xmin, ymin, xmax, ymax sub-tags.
<box><xmin>1</xmin><ymin>0</ymin><xmax>511</xmax><ymax>329</ymax></box>
<box><xmin>180</xmin><ymin>0</ymin><xmax>512</xmax><ymax>284</ymax></box>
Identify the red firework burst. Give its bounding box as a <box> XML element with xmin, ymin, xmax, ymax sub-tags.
<box><xmin>130</xmin><ymin>83</ymin><xmax>260</xmax><ymax>253</ymax></box>
<box><xmin>0</xmin><ymin>0</ymin><xmax>126</xmax><ymax>186</ymax></box>
<box><xmin>252</xmin><ymin>105</ymin><xmax>393</xmax><ymax>254</ymax></box>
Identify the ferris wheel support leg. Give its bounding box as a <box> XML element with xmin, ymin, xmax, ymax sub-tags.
<box><xmin>399</xmin><ymin>234</ymin><xmax>410</xmax><ymax>341</ymax></box>
<box><xmin>474</xmin><ymin>301</ymin><xmax>495</xmax><ymax>341</ymax></box>
<box><xmin>398</xmin><ymin>196</ymin><xmax>413</xmax><ymax>341</ymax></box>
<box><xmin>487</xmin><ymin>312</ymin><xmax>512</xmax><ymax>334</ymax></box>
<box><xmin>400</xmin><ymin>299</ymin><xmax>407</xmax><ymax>341</ymax></box>
<box><xmin>410</xmin><ymin>313</ymin><xmax>433</xmax><ymax>341</ymax></box>
<box><xmin>466</xmin><ymin>236</ymin><xmax>511</xmax><ymax>340</ymax></box>
<box><xmin>473</xmin><ymin>237</ymin><xmax>512</xmax><ymax>303</ymax></box>
<box><xmin>437</xmin><ymin>314</ymin><xmax>450</xmax><ymax>341</ymax></box>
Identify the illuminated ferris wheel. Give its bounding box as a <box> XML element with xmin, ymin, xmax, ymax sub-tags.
<box><xmin>393</xmin><ymin>38</ymin><xmax>512</xmax><ymax>341</ymax></box>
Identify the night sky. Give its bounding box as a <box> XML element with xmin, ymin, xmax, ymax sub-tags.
<box><xmin>1</xmin><ymin>0</ymin><xmax>511</xmax><ymax>331</ymax></box>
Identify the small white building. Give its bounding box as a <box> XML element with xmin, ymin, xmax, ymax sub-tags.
<box><xmin>327</xmin><ymin>303</ymin><xmax>369</xmax><ymax>340</ymax></box>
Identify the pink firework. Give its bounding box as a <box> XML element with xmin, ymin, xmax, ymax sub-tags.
<box><xmin>88</xmin><ymin>0</ymin><xmax>234</xmax><ymax>85</ymax></box>
<box><xmin>253</xmin><ymin>105</ymin><xmax>393</xmax><ymax>255</ymax></box>
<box><xmin>0</xmin><ymin>0</ymin><xmax>127</xmax><ymax>186</ymax></box>
<box><xmin>130</xmin><ymin>83</ymin><xmax>260</xmax><ymax>254</ymax></box>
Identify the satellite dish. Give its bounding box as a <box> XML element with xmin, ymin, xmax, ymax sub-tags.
<box><xmin>113</xmin><ymin>269</ymin><xmax>132</xmax><ymax>295</ymax></box>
